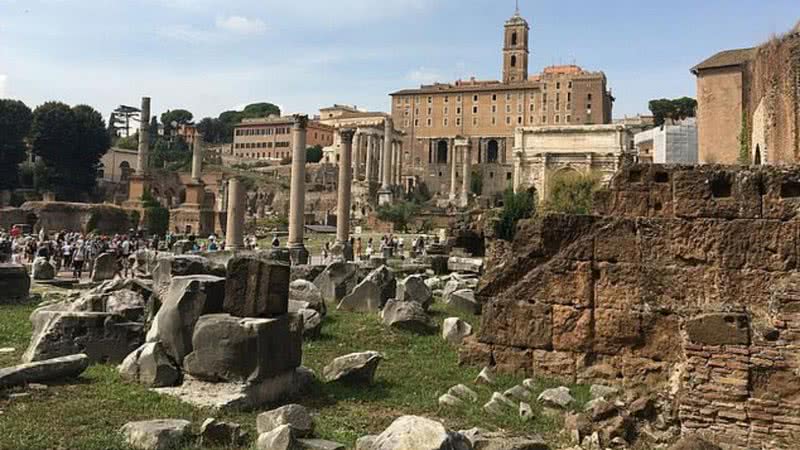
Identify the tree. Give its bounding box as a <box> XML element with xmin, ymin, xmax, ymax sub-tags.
<box><xmin>117</xmin><ymin>133</ymin><xmax>138</xmax><ymax>150</ymax></box>
<box><xmin>648</xmin><ymin>97</ymin><xmax>697</xmax><ymax>126</ymax></box>
<box><xmin>0</xmin><ymin>99</ymin><xmax>33</xmax><ymax>190</ymax></box>
<box><xmin>150</xmin><ymin>136</ymin><xmax>191</xmax><ymax>171</ymax></box>
<box><xmin>160</xmin><ymin>109</ymin><xmax>193</xmax><ymax>135</ymax></box>
<box><xmin>376</xmin><ymin>201</ymin><xmax>420</xmax><ymax>233</ymax></box>
<box><xmin>197</xmin><ymin>117</ymin><xmax>226</xmax><ymax>144</ymax></box>
<box><xmin>543</xmin><ymin>170</ymin><xmax>599</xmax><ymax>215</ymax></box>
<box><xmin>71</xmin><ymin>104</ymin><xmax>111</xmax><ymax>194</ymax></box>
<box><xmin>306</xmin><ymin>145</ymin><xmax>323</xmax><ymax>163</ymax></box>
<box><xmin>141</xmin><ymin>190</ymin><xmax>169</xmax><ymax>237</ymax></box>
<box><xmin>241</xmin><ymin>102</ymin><xmax>281</xmax><ymax>119</ymax></box>
<box><xmin>495</xmin><ymin>188</ymin><xmax>536</xmax><ymax>241</ymax></box>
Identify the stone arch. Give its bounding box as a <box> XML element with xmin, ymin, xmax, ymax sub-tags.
<box><xmin>119</xmin><ymin>161</ymin><xmax>132</xmax><ymax>182</ymax></box>
<box><xmin>436</xmin><ymin>140</ymin><xmax>449</xmax><ymax>164</ymax></box>
<box><xmin>487</xmin><ymin>139</ymin><xmax>499</xmax><ymax>163</ymax></box>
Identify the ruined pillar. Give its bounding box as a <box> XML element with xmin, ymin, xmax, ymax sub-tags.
<box><xmin>458</xmin><ymin>138</ymin><xmax>471</xmax><ymax>207</ymax></box>
<box><xmin>334</xmin><ymin>129</ymin><xmax>355</xmax><ymax>261</ymax></box>
<box><xmin>137</xmin><ymin>97</ymin><xmax>151</xmax><ymax>175</ymax></box>
<box><xmin>353</xmin><ymin>131</ymin><xmax>362</xmax><ymax>182</ymax></box>
<box><xmin>365</xmin><ymin>135</ymin><xmax>375</xmax><ymax>183</ymax></box>
<box><xmin>225</xmin><ymin>178</ymin><xmax>245</xmax><ymax>251</ymax></box>
<box><xmin>449</xmin><ymin>142</ymin><xmax>459</xmax><ymax>202</ymax></box>
<box><xmin>191</xmin><ymin>133</ymin><xmax>204</xmax><ymax>181</ymax></box>
<box><xmin>287</xmin><ymin>115</ymin><xmax>309</xmax><ymax>264</ymax></box>
<box><xmin>378</xmin><ymin>119</ymin><xmax>394</xmax><ymax>205</ymax></box>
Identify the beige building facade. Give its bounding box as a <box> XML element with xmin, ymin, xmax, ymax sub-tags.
<box><xmin>232</xmin><ymin>116</ymin><xmax>334</xmax><ymax>161</ymax></box>
<box><xmin>513</xmin><ymin>124</ymin><xmax>635</xmax><ymax>199</ymax></box>
<box><xmin>390</xmin><ymin>9</ymin><xmax>614</xmax><ymax>198</ymax></box>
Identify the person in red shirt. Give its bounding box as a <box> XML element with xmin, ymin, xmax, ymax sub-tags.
<box><xmin>10</xmin><ymin>225</ymin><xmax>21</xmax><ymax>239</ymax></box>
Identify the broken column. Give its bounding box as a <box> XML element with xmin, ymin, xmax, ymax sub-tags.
<box><xmin>192</xmin><ymin>133</ymin><xmax>203</xmax><ymax>181</ymax></box>
<box><xmin>449</xmin><ymin>141</ymin><xmax>459</xmax><ymax>202</ymax></box>
<box><xmin>457</xmin><ymin>137</ymin><xmax>471</xmax><ymax>207</ymax></box>
<box><xmin>353</xmin><ymin>130</ymin><xmax>362</xmax><ymax>182</ymax></box>
<box><xmin>137</xmin><ymin>97</ymin><xmax>151</xmax><ymax>175</ymax></box>
<box><xmin>378</xmin><ymin>118</ymin><xmax>394</xmax><ymax>205</ymax></box>
<box><xmin>225</xmin><ymin>178</ymin><xmax>245</xmax><ymax>251</ymax></box>
<box><xmin>365</xmin><ymin>134</ymin><xmax>375</xmax><ymax>183</ymax></box>
<box><xmin>333</xmin><ymin>129</ymin><xmax>355</xmax><ymax>261</ymax></box>
<box><xmin>287</xmin><ymin>115</ymin><xmax>309</xmax><ymax>264</ymax></box>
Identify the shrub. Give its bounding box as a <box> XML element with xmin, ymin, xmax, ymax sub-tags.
<box><xmin>495</xmin><ymin>188</ymin><xmax>536</xmax><ymax>241</ymax></box>
<box><xmin>542</xmin><ymin>170</ymin><xmax>600</xmax><ymax>215</ymax></box>
<box><xmin>141</xmin><ymin>190</ymin><xmax>169</xmax><ymax>237</ymax></box>
<box><xmin>376</xmin><ymin>201</ymin><xmax>420</xmax><ymax>233</ymax></box>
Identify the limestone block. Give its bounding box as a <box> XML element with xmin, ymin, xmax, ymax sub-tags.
<box><xmin>224</xmin><ymin>256</ymin><xmax>290</xmax><ymax>318</ymax></box>
<box><xmin>0</xmin><ymin>353</ymin><xmax>89</xmax><ymax>388</ymax></box>
<box><xmin>91</xmin><ymin>252</ymin><xmax>117</xmax><ymax>282</ymax></box>
<box><xmin>120</xmin><ymin>419</ymin><xmax>191</xmax><ymax>450</ymax></box>
<box><xmin>382</xmin><ymin>299</ymin><xmax>437</xmax><ymax>334</ymax></box>
<box><xmin>0</xmin><ymin>264</ymin><xmax>30</xmax><ymax>303</ymax></box>
<box><xmin>32</xmin><ymin>257</ymin><xmax>56</xmax><ymax>281</ymax></box>
<box><xmin>685</xmin><ymin>313</ymin><xmax>750</xmax><ymax>346</ymax></box>
<box><xmin>313</xmin><ymin>262</ymin><xmax>359</xmax><ymax>306</ymax></box>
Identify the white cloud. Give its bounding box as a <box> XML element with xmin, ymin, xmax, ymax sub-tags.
<box><xmin>0</xmin><ymin>74</ymin><xmax>6</xmax><ymax>97</ymax></box>
<box><xmin>215</xmin><ymin>16</ymin><xmax>267</xmax><ymax>35</ymax></box>
<box><xmin>407</xmin><ymin>67</ymin><xmax>443</xmax><ymax>85</ymax></box>
<box><xmin>157</xmin><ymin>24</ymin><xmax>217</xmax><ymax>43</ymax></box>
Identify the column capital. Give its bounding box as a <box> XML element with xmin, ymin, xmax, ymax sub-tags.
<box><xmin>292</xmin><ymin>114</ymin><xmax>309</xmax><ymax>129</ymax></box>
<box><xmin>339</xmin><ymin>128</ymin><xmax>356</xmax><ymax>143</ymax></box>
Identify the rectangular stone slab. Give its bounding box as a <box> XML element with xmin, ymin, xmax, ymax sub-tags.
<box><xmin>0</xmin><ymin>354</ymin><xmax>89</xmax><ymax>388</ymax></box>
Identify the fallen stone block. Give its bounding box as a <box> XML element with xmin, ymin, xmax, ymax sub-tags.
<box><xmin>366</xmin><ymin>415</ymin><xmax>472</xmax><ymax>450</ymax></box>
<box><xmin>91</xmin><ymin>252</ymin><xmax>116</xmax><ymax>282</ymax></box>
<box><xmin>0</xmin><ymin>264</ymin><xmax>30</xmax><ymax>303</ymax></box>
<box><xmin>447</xmin><ymin>256</ymin><xmax>484</xmax><ymax>275</ymax></box>
<box><xmin>323</xmin><ymin>351</ymin><xmax>383</xmax><ymax>384</ymax></box>
<box><xmin>396</xmin><ymin>275</ymin><xmax>433</xmax><ymax>310</ymax></box>
<box><xmin>448</xmin><ymin>384</ymin><xmax>478</xmax><ymax>402</ymax></box>
<box><xmin>199</xmin><ymin>418</ymin><xmax>245</xmax><ymax>447</ymax></box>
<box><xmin>313</xmin><ymin>262</ymin><xmax>359</xmax><ymax>306</ymax></box>
<box><xmin>338</xmin><ymin>266</ymin><xmax>395</xmax><ymax>313</ymax></box>
<box><xmin>538</xmin><ymin>386</ymin><xmax>574</xmax><ymax>409</ymax></box>
<box><xmin>298</xmin><ymin>308</ymin><xmax>322</xmax><ymax>338</ymax></box>
<box><xmin>32</xmin><ymin>257</ymin><xmax>56</xmax><ymax>281</ymax></box>
<box><xmin>297</xmin><ymin>438</ymin><xmax>347</xmax><ymax>450</ymax></box>
<box><xmin>256</xmin><ymin>403</ymin><xmax>314</xmax><ymax>437</ymax></box>
<box><xmin>0</xmin><ymin>353</ymin><xmax>89</xmax><ymax>388</ymax></box>
<box><xmin>256</xmin><ymin>424</ymin><xmax>294</xmax><ymax>450</ymax></box>
<box><xmin>445</xmin><ymin>289</ymin><xmax>481</xmax><ymax>315</ymax></box>
<box><xmin>23</xmin><ymin>311</ymin><xmax>143</xmax><ymax>363</ymax></box>
<box><xmin>119</xmin><ymin>342</ymin><xmax>181</xmax><ymax>388</ymax></box>
<box><xmin>290</xmin><ymin>279</ymin><xmax>326</xmax><ymax>315</ymax></box>
<box><xmin>224</xmin><ymin>256</ymin><xmax>290</xmax><ymax>318</ymax></box>
<box><xmin>442</xmin><ymin>317</ymin><xmax>473</xmax><ymax>345</ymax></box>
<box><xmin>382</xmin><ymin>299</ymin><xmax>437</xmax><ymax>334</ymax></box>
<box><xmin>120</xmin><ymin>419</ymin><xmax>191</xmax><ymax>450</ymax></box>
<box><xmin>152</xmin><ymin>255</ymin><xmax>222</xmax><ymax>301</ymax></box>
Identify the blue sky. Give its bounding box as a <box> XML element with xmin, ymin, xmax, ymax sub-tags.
<box><xmin>0</xmin><ymin>0</ymin><xmax>797</xmax><ymax>121</ymax></box>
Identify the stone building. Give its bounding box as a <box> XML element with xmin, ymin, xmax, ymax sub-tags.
<box><xmin>692</xmin><ymin>24</ymin><xmax>799</xmax><ymax>164</ymax></box>
<box><xmin>634</xmin><ymin>118</ymin><xmax>698</xmax><ymax>164</ymax></box>
<box><xmin>98</xmin><ymin>147</ymin><xmax>138</xmax><ymax>183</ymax></box>
<box><xmin>390</xmin><ymin>9</ymin><xmax>614</xmax><ymax>198</ymax></box>
<box><xmin>317</xmin><ymin>104</ymin><xmax>404</xmax><ymax>170</ymax></box>
<box><xmin>512</xmin><ymin>124</ymin><xmax>635</xmax><ymax>199</ymax></box>
<box><xmin>232</xmin><ymin>116</ymin><xmax>334</xmax><ymax>161</ymax></box>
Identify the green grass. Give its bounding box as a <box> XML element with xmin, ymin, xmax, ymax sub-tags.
<box><xmin>0</xmin><ymin>293</ymin><xmax>590</xmax><ymax>449</ymax></box>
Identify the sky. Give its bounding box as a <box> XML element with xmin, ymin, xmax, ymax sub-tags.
<box><xmin>0</xmin><ymin>0</ymin><xmax>798</xmax><ymax>122</ymax></box>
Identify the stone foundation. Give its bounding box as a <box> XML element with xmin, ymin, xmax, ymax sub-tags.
<box><xmin>469</xmin><ymin>164</ymin><xmax>800</xmax><ymax>449</ymax></box>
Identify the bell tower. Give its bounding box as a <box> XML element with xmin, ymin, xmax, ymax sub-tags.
<box><xmin>502</xmin><ymin>4</ymin><xmax>530</xmax><ymax>83</ymax></box>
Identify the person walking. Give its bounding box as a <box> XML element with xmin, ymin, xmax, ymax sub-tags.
<box><xmin>72</xmin><ymin>242</ymin><xmax>86</xmax><ymax>279</ymax></box>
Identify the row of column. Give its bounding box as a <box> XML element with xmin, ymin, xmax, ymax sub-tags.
<box><xmin>347</xmin><ymin>127</ymin><xmax>402</xmax><ymax>185</ymax></box>
<box><xmin>449</xmin><ymin>138</ymin><xmax>472</xmax><ymax>208</ymax></box>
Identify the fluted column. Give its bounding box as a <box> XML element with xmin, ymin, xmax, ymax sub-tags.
<box><xmin>225</xmin><ymin>178</ymin><xmax>245</xmax><ymax>251</ymax></box>
<box><xmin>353</xmin><ymin>131</ymin><xmax>362</xmax><ymax>181</ymax></box>
<box><xmin>334</xmin><ymin>129</ymin><xmax>355</xmax><ymax>260</ymax></box>
<box><xmin>191</xmin><ymin>133</ymin><xmax>203</xmax><ymax>181</ymax></box>
<box><xmin>459</xmin><ymin>139</ymin><xmax>471</xmax><ymax>207</ymax></box>
<box><xmin>449</xmin><ymin>143</ymin><xmax>459</xmax><ymax>201</ymax></box>
<box><xmin>137</xmin><ymin>97</ymin><xmax>151</xmax><ymax>175</ymax></box>
<box><xmin>381</xmin><ymin>119</ymin><xmax>392</xmax><ymax>190</ymax></box>
<box><xmin>365</xmin><ymin>135</ymin><xmax>374</xmax><ymax>183</ymax></box>
<box><xmin>287</xmin><ymin>115</ymin><xmax>309</xmax><ymax>264</ymax></box>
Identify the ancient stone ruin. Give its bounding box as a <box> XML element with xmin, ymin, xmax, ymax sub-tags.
<box><xmin>464</xmin><ymin>163</ymin><xmax>800</xmax><ymax>449</ymax></box>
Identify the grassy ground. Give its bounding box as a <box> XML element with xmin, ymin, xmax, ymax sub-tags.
<box><xmin>0</xmin><ymin>289</ymin><xmax>589</xmax><ymax>450</ymax></box>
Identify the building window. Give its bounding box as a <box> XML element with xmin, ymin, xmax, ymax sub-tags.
<box><xmin>511</xmin><ymin>32</ymin><xmax>517</xmax><ymax>46</ymax></box>
<box><xmin>472</xmin><ymin>106</ymin><xmax>478</xmax><ymax>114</ymax></box>
<box><xmin>444</xmin><ymin>118</ymin><xmax>448</xmax><ymax>127</ymax></box>
<box><xmin>427</xmin><ymin>96</ymin><xmax>432</xmax><ymax>103</ymax></box>
<box><xmin>506</xmin><ymin>93</ymin><xmax>512</xmax><ymax>101</ymax></box>
<box><xmin>556</xmin><ymin>82</ymin><xmax>561</xmax><ymax>90</ymax></box>
<box><xmin>444</xmin><ymin>107</ymin><xmax>449</xmax><ymax>115</ymax></box>
<box><xmin>530</xmin><ymin>103</ymin><xmax>535</xmax><ymax>112</ymax></box>
<box><xmin>472</xmin><ymin>117</ymin><xmax>478</xmax><ymax>126</ymax></box>
<box><xmin>511</xmin><ymin>55</ymin><xmax>517</xmax><ymax>67</ymax></box>
<box><xmin>542</xmin><ymin>116</ymin><xmax>547</xmax><ymax>123</ymax></box>
<box><xmin>566</xmin><ymin>115</ymin><xmax>572</xmax><ymax>123</ymax></box>
<box><xmin>506</xmin><ymin>104</ymin><xmax>511</xmax><ymax>113</ymax></box>
<box><xmin>404</xmin><ymin>119</ymin><xmax>409</xmax><ymax>127</ymax></box>
<box><xmin>427</xmin><ymin>118</ymin><xmax>432</xmax><ymax>127</ymax></box>
<box><xmin>456</xmin><ymin>107</ymin><xmax>462</xmax><ymax>114</ymax></box>
<box><xmin>517</xmin><ymin>116</ymin><xmax>522</xmax><ymax>124</ymax></box>
<box><xmin>414</xmin><ymin>119</ymin><xmax>419</xmax><ymax>127</ymax></box>
<box><xmin>517</xmin><ymin>104</ymin><xmax>523</xmax><ymax>113</ymax></box>
<box><xmin>506</xmin><ymin>116</ymin><xmax>511</xmax><ymax>125</ymax></box>
<box><xmin>405</xmin><ymin>97</ymin><xmax>410</xmax><ymax>104</ymax></box>
<box><xmin>415</xmin><ymin>97</ymin><xmax>420</xmax><ymax>104</ymax></box>
<box><xmin>473</xmin><ymin>95</ymin><xmax>478</xmax><ymax>102</ymax></box>
<box><xmin>587</xmin><ymin>93</ymin><xmax>593</xmax><ymax>101</ymax></box>
<box><xmin>555</xmin><ymin>115</ymin><xmax>560</xmax><ymax>123</ymax></box>
<box><xmin>427</xmin><ymin>108</ymin><xmax>432</xmax><ymax>115</ymax></box>
<box><xmin>444</xmin><ymin>96</ymin><xmax>449</xmax><ymax>103</ymax></box>
<box><xmin>492</xmin><ymin>94</ymin><xmax>497</xmax><ymax>102</ymax></box>
<box><xmin>492</xmin><ymin>105</ymin><xmax>497</xmax><ymax>113</ymax></box>
<box><xmin>456</xmin><ymin>118</ymin><xmax>462</xmax><ymax>126</ymax></box>
<box><xmin>568</xmin><ymin>81</ymin><xmax>573</xmax><ymax>89</ymax></box>
<box><xmin>457</xmin><ymin>95</ymin><xmax>462</xmax><ymax>103</ymax></box>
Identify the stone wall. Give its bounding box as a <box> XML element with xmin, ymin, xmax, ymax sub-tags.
<box><xmin>0</xmin><ymin>202</ymin><xmax>131</xmax><ymax>234</ymax></box>
<box><xmin>465</xmin><ymin>164</ymin><xmax>800</xmax><ymax>449</ymax></box>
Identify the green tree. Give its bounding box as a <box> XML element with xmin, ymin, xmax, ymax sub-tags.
<box><xmin>197</xmin><ymin>117</ymin><xmax>226</xmax><ymax>143</ymax></box>
<box><xmin>31</xmin><ymin>102</ymin><xmax>77</xmax><ymax>195</ymax></box>
<box><xmin>543</xmin><ymin>170</ymin><xmax>599</xmax><ymax>215</ymax></box>
<box><xmin>306</xmin><ymin>145</ymin><xmax>323</xmax><ymax>163</ymax></box>
<box><xmin>150</xmin><ymin>136</ymin><xmax>191</xmax><ymax>171</ymax></box>
<box><xmin>648</xmin><ymin>97</ymin><xmax>697</xmax><ymax>127</ymax></box>
<box><xmin>117</xmin><ymin>133</ymin><xmax>138</xmax><ymax>150</ymax></box>
<box><xmin>241</xmin><ymin>102</ymin><xmax>281</xmax><ymax>119</ymax></box>
<box><xmin>71</xmin><ymin>104</ymin><xmax>111</xmax><ymax>195</ymax></box>
<box><xmin>376</xmin><ymin>201</ymin><xmax>420</xmax><ymax>233</ymax></box>
<box><xmin>0</xmin><ymin>99</ymin><xmax>33</xmax><ymax>190</ymax></box>
<box><xmin>141</xmin><ymin>191</ymin><xmax>169</xmax><ymax>237</ymax></box>
<box><xmin>495</xmin><ymin>188</ymin><xmax>536</xmax><ymax>241</ymax></box>
<box><xmin>160</xmin><ymin>109</ymin><xmax>193</xmax><ymax>135</ymax></box>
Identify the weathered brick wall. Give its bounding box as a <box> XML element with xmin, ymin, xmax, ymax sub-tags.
<box><xmin>466</xmin><ymin>164</ymin><xmax>800</xmax><ymax>449</ymax></box>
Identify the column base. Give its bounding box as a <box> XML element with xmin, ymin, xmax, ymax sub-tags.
<box><xmin>378</xmin><ymin>189</ymin><xmax>394</xmax><ymax>206</ymax></box>
<box><xmin>331</xmin><ymin>241</ymin><xmax>354</xmax><ymax>262</ymax></box>
<box><xmin>459</xmin><ymin>192</ymin><xmax>470</xmax><ymax>208</ymax></box>
<box><xmin>288</xmin><ymin>244</ymin><xmax>309</xmax><ymax>265</ymax></box>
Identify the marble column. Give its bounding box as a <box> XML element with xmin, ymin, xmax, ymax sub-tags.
<box><xmin>459</xmin><ymin>139</ymin><xmax>471</xmax><ymax>207</ymax></box>
<box><xmin>137</xmin><ymin>97</ymin><xmax>151</xmax><ymax>175</ymax></box>
<box><xmin>191</xmin><ymin>133</ymin><xmax>203</xmax><ymax>181</ymax></box>
<box><xmin>334</xmin><ymin>129</ymin><xmax>355</xmax><ymax>261</ymax></box>
<box><xmin>365</xmin><ymin>135</ymin><xmax>374</xmax><ymax>183</ymax></box>
<box><xmin>378</xmin><ymin>119</ymin><xmax>394</xmax><ymax>205</ymax></box>
<box><xmin>287</xmin><ymin>115</ymin><xmax>309</xmax><ymax>264</ymax></box>
<box><xmin>225</xmin><ymin>178</ymin><xmax>245</xmax><ymax>251</ymax></box>
<box><xmin>449</xmin><ymin>142</ymin><xmax>459</xmax><ymax>201</ymax></box>
<box><xmin>353</xmin><ymin>131</ymin><xmax>362</xmax><ymax>181</ymax></box>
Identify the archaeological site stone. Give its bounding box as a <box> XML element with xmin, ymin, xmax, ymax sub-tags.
<box><xmin>337</xmin><ymin>265</ymin><xmax>395</xmax><ymax>313</ymax></box>
<box><xmin>382</xmin><ymin>299</ymin><xmax>437</xmax><ymax>334</ymax></box>
<box><xmin>120</xmin><ymin>419</ymin><xmax>191</xmax><ymax>450</ymax></box>
<box><xmin>313</xmin><ymin>262</ymin><xmax>359</xmax><ymax>306</ymax></box>
<box><xmin>447</xmin><ymin>256</ymin><xmax>484</xmax><ymax>275</ymax></box>
<box><xmin>152</xmin><ymin>255</ymin><xmax>223</xmax><ymax>301</ymax></box>
<box><xmin>256</xmin><ymin>424</ymin><xmax>294</xmax><ymax>450</ymax></box>
<box><xmin>442</xmin><ymin>317</ymin><xmax>473</xmax><ymax>345</ymax></box>
<box><xmin>224</xmin><ymin>256</ymin><xmax>290</xmax><ymax>318</ymax></box>
<box><xmin>119</xmin><ymin>342</ymin><xmax>181</xmax><ymax>388</ymax></box>
<box><xmin>0</xmin><ymin>264</ymin><xmax>30</xmax><ymax>303</ymax></box>
<box><xmin>91</xmin><ymin>252</ymin><xmax>116</xmax><ymax>282</ymax></box>
<box><xmin>396</xmin><ymin>275</ymin><xmax>433</xmax><ymax>310</ymax></box>
<box><xmin>290</xmin><ymin>279</ymin><xmax>326</xmax><ymax>315</ymax></box>
<box><xmin>297</xmin><ymin>308</ymin><xmax>322</xmax><ymax>338</ymax></box>
<box><xmin>323</xmin><ymin>351</ymin><xmax>383</xmax><ymax>384</ymax></box>
<box><xmin>133</xmin><ymin>249</ymin><xmax>159</xmax><ymax>277</ymax></box>
<box><xmin>364</xmin><ymin>415</ymin><xmax>472</xmax><ymax>450</ymax></box>
<box><xmin>0</xmin><ymin>353</ymin><xmax>89</xmax><ymax>388</ymax></box>
<box><xmin>199</xmin><ymin>418</ymin><xmax>245</xmax><ymax>447</ymax></box>
<box><xmin>668</xmin><ymin>436</ymin><xmax>722</xmax><ymax>450</ymax></box>
<box><xmin>460</xmin><ymin>428</ymin><xmax>550</xmax><ymax>450</ymax></box>
<box><xmin>448</xmin><ymin>384</ymin><xmax>478</xmax><ymax>403</ymax></box>
<box><xmin>296</xmin><ymin>438</ymin><xmax>346</xmax><ymax>450</ymax></box>
<box><xmin>146</xmin><ymin>275</ymin><xmax>225</xmax><ymax>365</ymax></box>
<box><xmin>538</xmin><ymin>387</ymin><xmax>574</xmax><ymax>409</ymax></box>
<box><xmin>31</xmin><ymin>257</ymin><xmax>56</xmax><ymax>280</ymax></box>
<box><xmin>256</xmin><ymin>404</ymin><xmax>314</xmax><ymax>437</ymax></box>
<box><xmin>446</xmin><ymin>289</ymin><xmax>481</xmax><ymax>315</ymax></box>
<box><xmin>23</xmin><ymin>310</ymin><xmax>143</xmax><ymax>363</ymax></box>
<box><xmin>183</xmin><ymin>313</ymin><xmax>301</xmax><ymax>383</ymax></box>
<box><xmin>438</xmin><ymin>393</ymin><xmax>465</xmax><ymax>408</ymax></box>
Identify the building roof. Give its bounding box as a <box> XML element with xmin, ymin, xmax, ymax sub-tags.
<box><xmin>691</xmin><ymin>47</ymin><xmax>757</xmax><ymax>74</ymax></box>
